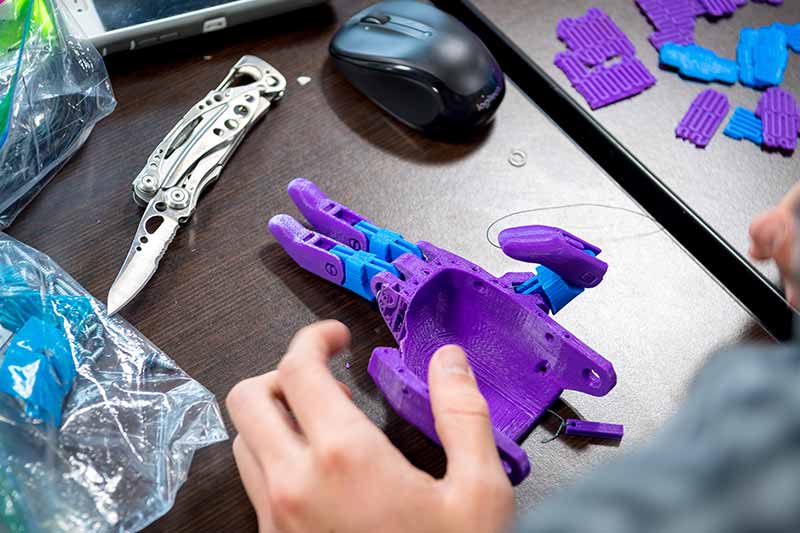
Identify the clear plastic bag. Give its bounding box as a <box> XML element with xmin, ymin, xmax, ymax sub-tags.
<box><xmin>0</xmin><ymin>0</ymin><xmax>116</xmax><ymax>229</ymax></box>
<box><xmin>0</xmin><ymin>233</ymin><xmax>228</xmax><ymax>532</ymax></box>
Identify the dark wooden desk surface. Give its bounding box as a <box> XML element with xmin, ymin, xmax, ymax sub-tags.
<box><xmin>5</xmin><ymin>1</ymin><xmax>771</xmax><ymax>531</ymax></box>
<box><xmin>468</xmin><ymin>0</ymin><xmax>800</xmax><ymax>285</ymax></box>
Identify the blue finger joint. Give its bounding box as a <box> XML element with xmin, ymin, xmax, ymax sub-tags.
<box><xmin>659</xmin><ymin>43</ymin><xmax>738</xmax><ymax>84</ymax></box>
<box><xmin>354</xmin><ymin>221</ymin><xmax>422</xmax><ymax>262</ymax></box>
<box><xmin>515</xmin><ymin>251</ymin><xmax>598</xmax><ymax>314</ymax></box>
<box><xmin>331</xmin><ymin>245</ymin><xmax>399</xmax><ymax>301</ymax></box>
<box><xmin>724</xmin><ymin>107</ymin><xmax>763</xmax><ymax>145</ymax></box>
<box><xmin>737</xmin><ymin>27</ymin><xmax>788</xmax><ymax>88</ymax></box>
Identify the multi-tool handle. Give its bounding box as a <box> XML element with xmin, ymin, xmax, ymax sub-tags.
<box><xmin>108</xmin><ymin>57</ymin><xmax>285</xmax><ymax>316</ymax></box>
<box><xmin>131</xmin><ymin>56</ymin><xmax>286</xmax><ymax>214</ymax></box>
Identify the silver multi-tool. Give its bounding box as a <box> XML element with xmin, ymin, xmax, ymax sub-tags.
<box><xmin>107</xmin><ymin>56</ymin><xmax>286</xmax><ymax>315</ymax></box>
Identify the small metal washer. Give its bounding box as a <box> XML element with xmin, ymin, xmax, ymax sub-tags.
<box><xmin>508</xmin><ymin>149</ymin><xmax>527</xmax><ymax>168</ymax></box>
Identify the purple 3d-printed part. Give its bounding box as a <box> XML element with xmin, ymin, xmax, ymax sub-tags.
<box><xmin>554</xmin><ymin>8</ymin><xmax>655</xmax><ymax>109</ymax></box>
<box><xmin>498</xmin><ymin>226</ymin><xmax>607</xmax><ymax>288</ymax></box>
<box><xmin>574</xmin><ymin>57</ymin><xmax>656</xmax><ymax>110</ymax></box>
<box><xmin>698</xmin><ymin>0</ymin><xmax>746</xmax><ymax>17</ymax></box>
<box><xmin>288</xmin><ymin>179</ymin><xmax>372</xmax><ymax>252</ymax></box>
<box><xmin>565</xmin><ymin>419</ymin><xmax>625</xmax><ymax>440</ymax></box>
<box><xmin>554</xmin><ymin>51</ymin><xmax>591</xmax><ymax>85</ymax></box>
<box><xmin>557</xmin><ymin>7</ymin><xmax>636</xmax><ymax>66</ymax></box>
<box><xmin>636</xmin><ymin>0</ymin><xmax>700</xmax><ymax>49</ymax></box>
<box><xmin>676</xmin><ymin>89</ymin><xmax>730</xmax><ymax>148</ymax></box>
<box><xmin>756</xmin><ymin>87</ymin><xmax>798</xmax><ymax>152</ymax></box>
<box><xmin>270</xmin><ymin>180</ymin><xmax>618</xmax><ymax>486</ymax></box>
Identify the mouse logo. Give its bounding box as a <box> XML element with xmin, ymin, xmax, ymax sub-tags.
<box><xmin>476</xmin><ymin>85</ymin><xmax>502</xmax><ymax>111</ymax></box>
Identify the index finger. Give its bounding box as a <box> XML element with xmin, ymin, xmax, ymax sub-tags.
<box><xmin>277</xmin><ymin>321</ymin><xmax>372</xmax><ymax>442</ymax></box>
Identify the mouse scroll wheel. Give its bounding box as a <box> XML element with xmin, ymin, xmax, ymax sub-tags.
<box><xmin>361</xmin><ymin>15</ymin><xmax>390</xmax><ymax>25</ymax></box>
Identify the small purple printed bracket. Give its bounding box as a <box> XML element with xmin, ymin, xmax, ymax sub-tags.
<box><xmin>698</xmin><ymin>0</ymin><xmax>746</xmax><ymax>18</ymax></box>
<box><xmin>270</xmin><ymin>179</ymin><xmax>618</xmax><ymax>486</ymax></box>
<box><xmin>554</xmin><ymin>8</ymin><xmax>655</xmax><ymax>110</ymax></box>
<box><xmin>636</xmin><ymin>0</ymin><xmax>702</xmax><ymax>50</ymax></box>
<box><xmin>676</xmin><ymin>89</ymin><xmax>730</xmax><ymax>148</ymax></box>
<box><xmin>565</xmin><ymin>419</ymin><xmax>624</xmax><ymax>440</ymax></box>
<box><xmin>637</xmin><ymin>0</ymin><xmax>747</xmax><ymax>51</ymax></box>
<box><xmin>756</xmin><ymin>87</ymin><xmax>798</xmax><ymax>152</ymax></box>
<box><xmin>557</xmin><ymin>7</ymin><xmax>636</xmax><ymax>66</ymax></box>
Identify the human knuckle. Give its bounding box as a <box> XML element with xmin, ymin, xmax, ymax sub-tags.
<box><xmin>277</xmin><ymin>352</ymin><xmax>301</xmax><ymax>379</ymax></box>
<box><xmin>269</xmin><ymin>480</ymin><xmax>308</xmax><ymax>520</ymax></box>
<box><xmin>315</xmin><ymin>438</ymin><xmax>354</xmax><ymax>471</ymax></box>
<box><xmin>226</xmin><ymin>379</ymin><xmax>255</xmax><ymax>412</ymax></box>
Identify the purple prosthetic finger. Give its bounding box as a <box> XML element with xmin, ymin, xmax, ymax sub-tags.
<box><xmin>557</xmin><ymin>7</ymin><xmax>636</xmax><ymax>66</ymax></box>
<box><xmin>288</xmin><ymin>178</ymin><xmax>420</xmax><ymax>262</ymax></box>
<box><xmin>268</xmin><ymin>214</ymin><xmax>398</xmax><ymax>301</ymax></box>
<box><xmin>676</xmin><ymin>89</ymin><xmax>730</xmax><ymax>148</ymax></box>
<box><xmin>288</xmin><ymin>178</ymin><xmax>372</xmax><ymax>252</ymax></box>
<box><xmin>368</xmin><ymin>347</ymin><xmax>531</xmax><ymax>485</ymax></box>
<box><xmin>565</xmin><ymin>419</ymin><xmax>625</xmax><ymax>440</ymax></box>
<box><xmin>269</xmin><ymin>214</ymin><xmax>346</xmax><ymax>285</ymax></box>
<box><xmin>757</xmin><ymin>87</ymin><xmax>798</xmax><ymax>152</ymax></box>
<box><xmin>498</xmin><ymin>225</ymin><xmax>607</xmax><ymax>288</ymax></box>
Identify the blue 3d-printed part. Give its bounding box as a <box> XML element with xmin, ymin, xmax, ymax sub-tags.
<box><xmin>515</xmin><ymin>251</ymin><xmax>598</xmax><ymax>314</ymax></box>
<box><xmin>354</xmin><ymin>220</ymin><xmax>422</xmax><ymax>262</ymax></box>
<box><xmin>770</xmin><ymin>22</ymin><xmax>800</xmax><ymax>53</ymax></box>
<box><xmin>738</xmin><ymin>27</ymin><xmax>789</xmax><ymax>88</ymax></box>
<box><xmin>659</xmin><ymin>43</ymin><xmax>738</xmax><ymax>84</ymax></box>
<box><xmin>754</xmin><ymin>27</ymin><xmax>788</xmax><ymax>87</ymax></box>
<box><xmin>330</xmin><ymin>245</ymin><xmax>398</xmax><ymax>301</ymax></box>
<box><xmin>724</xmin><ymin>107</ymin><xmax>763</xmax><ymax>145</ymax></box>
<box><xmin>0</xmin><ymin>317</ymin><xmax>76</xmax><ymax>427</ymax></box>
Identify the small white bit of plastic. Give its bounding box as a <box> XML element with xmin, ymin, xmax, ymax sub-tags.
<box><xmin>297</xmin><ymin>76</ymin><xmax>312</xmax><ymax>86</ymax></box>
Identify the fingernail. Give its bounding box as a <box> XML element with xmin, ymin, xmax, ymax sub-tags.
<box><xmin>436</xmin><ymin>345</ymin><xmax>470</xmax><ymax>376</ymax></box>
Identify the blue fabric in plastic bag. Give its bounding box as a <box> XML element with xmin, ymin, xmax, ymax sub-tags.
<box><xmin>0</xmin><ymin>233</ymin><xmax>228</xmax><ymax>532</ymax></box>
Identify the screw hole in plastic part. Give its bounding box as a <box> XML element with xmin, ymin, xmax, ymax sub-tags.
<box><xmin>545</xmin><ymin>332</ymin><xmax>555</xmax><ymax>343</ymax></box>
<box><xmin>536</xmin><ymin>361</ymin><xmax>549</xmax><ymax>374</ymax></box>
<box><xmin>136</xmin><ymin>246</ymin><xmax>142</xmax><ymax>252</ymax></box>
<box><xmin>213</xmin><ymin>94</ymin><xmax>223</xmax><ymax>102</ymax></box>
<box><xmin>213</xmin><ymin>128</ymin><xmax>224</xmax><ymax>136</ymax></box>
<box><xmin>139</xmin><ymin>236</ymin><xmax>148</xmax><ymax>244</ymax></box>
<box><xmin>583</xmin><ymin>368</ymin><xmax>601</xmax><ymax>388</ymax></box>
<box><xmin>154</xmin><ymin>203</ymin><xmax>167</xmax><ymax>213</ymax></box>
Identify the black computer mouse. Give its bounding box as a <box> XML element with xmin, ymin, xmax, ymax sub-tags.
<box><xmin>330</xmin><ymin>1</ymin><xmax>505</xmax><ymax>137</ymax></box>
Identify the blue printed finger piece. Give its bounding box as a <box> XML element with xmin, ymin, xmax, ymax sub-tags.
<box><xmin>737</xmin><ymin>27</ymin><xmax>789</xmax><ymax>88</ymax></box>
<box><xmin>724</xmin><ymin>107</ymin><xmax>763</xmax><ymax>145</ymax></box>
<box><xmin>0</xmin><ymin>317</ymin><xmax>77</xmax><ymax>427</ymax></box>
<box><xmin>660</xmin><ymin>43</ymin><xmax>738</xmax><ymax>84</ymax></box>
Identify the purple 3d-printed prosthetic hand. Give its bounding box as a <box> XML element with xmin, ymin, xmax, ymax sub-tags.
<box><xmin>269</xmin><ymin>179</ymin><xmax>616</xmax><ymax>485</ymax></box>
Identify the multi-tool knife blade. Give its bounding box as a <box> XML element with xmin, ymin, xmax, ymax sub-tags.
<box><xmin>107</xmin><ymin>56</ymin><xmax>286</xmax><ymax>316</ymax></box>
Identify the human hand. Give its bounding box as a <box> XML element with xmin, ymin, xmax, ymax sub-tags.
<box><xmin>226</xmin><ymin>320</ymin><xmax>514</xmax><ymax>533</ymax></box>
<box><xmin>749</xmin><ymin>181</ymin><xmax>800</xmax><ymax>307</ymax></box>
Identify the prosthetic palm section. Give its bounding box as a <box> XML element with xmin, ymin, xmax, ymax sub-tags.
<box><xmin>269</xmin><ymin>179</ymin><xmax>616</xmax><ymax>485</ymax></box>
